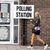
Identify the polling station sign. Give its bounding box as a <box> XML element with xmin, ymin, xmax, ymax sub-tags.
<box><xmin>14</xmin><ymin>5</ymin><xmax>34</xmax><ymax>19</ymax></box>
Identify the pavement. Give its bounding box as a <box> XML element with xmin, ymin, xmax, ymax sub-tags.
<box><xmin>0</xmin><ymin>45</ymin><xmax>50</xmax><ymax>50</ymax></box>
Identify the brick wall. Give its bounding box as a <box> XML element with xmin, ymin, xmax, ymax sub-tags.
<box><xmin>20</xmin><ymin>0</ymin><xmax>50</xmax><ymax>46</ymax></box>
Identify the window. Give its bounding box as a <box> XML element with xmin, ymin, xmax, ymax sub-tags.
<box><xmin>0</xmin><ymin>3</ymin><xmax>10</xmax><ymax>24</ymax></box>
<box><xmin>0</xmin><ymin>3</ymin><xmax>10</xmax><ymax>43</ymax></box>
<box><xmin>13</xmin><ymin>19</ymin><xmax>19</xmax><ymax>43</ymax></box>
<box><xmin>0</xmin><ymin>1</ymin><xmax>19</xmax><ymax>44</ymax></box>
<box><xmin>0</xmin><ymin>26</ymin><xmax>10</xmax><ymax>41</ymax></box>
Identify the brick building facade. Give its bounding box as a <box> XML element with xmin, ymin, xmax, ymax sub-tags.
<box><xmin>20</xmin><ymin>0</ymin><xmax>50</xmax><ymax>46</ymax></box>
<box><xmin>0</xmin><ymin>0</ymin><xmax>50</xmax><ymax>47</ymax></box>
<box><xmin>0</xmin><ymin>0</ymin><xmax>50</xmax><ymax>50</ymax></box>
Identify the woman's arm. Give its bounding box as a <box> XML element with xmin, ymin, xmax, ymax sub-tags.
<box><xmin>39</xmin><ymin>15</ymin><xmax>41</xmax><ymax>20</ymax></box>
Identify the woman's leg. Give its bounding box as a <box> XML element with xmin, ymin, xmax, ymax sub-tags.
<box><xmin>31</xmin><ymin>33</ymin><xmax>37</xmax><ymax>46</ymax></box>
<box><xmin>36</xmin><ymin>35</ymin><xmax>46</xmax><ymax>45</ymax></box>
<box><xmin>27</xmin><ymin>33</ymin><xmax>37</xmax><ymax>48</ymax></box>
<box><xmin>36</xmin><ymin>35</ymin><xmax>48</xmax><ymax>50</ymax></box>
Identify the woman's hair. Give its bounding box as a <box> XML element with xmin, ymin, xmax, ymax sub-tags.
<box><xmin>35</xmin><ymin>11</ymin><xmax>41</xmax><ymax>19</ymax></box>
<box><xmin>35</xmin><ymin>11</ymin><xmax>39</xmax><ymax>16</ymax></box>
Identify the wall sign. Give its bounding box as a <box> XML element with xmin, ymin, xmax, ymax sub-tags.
<box><xmin>14</xmin><ymin>5</ymin><xmax>34</xmax><ymax>19</ymax></box>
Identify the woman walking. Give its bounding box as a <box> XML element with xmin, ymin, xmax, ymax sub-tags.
<box><xmin>28</xmin><ymin>11</ymin><xmax>48</xmax><ymax>50</ymax></box>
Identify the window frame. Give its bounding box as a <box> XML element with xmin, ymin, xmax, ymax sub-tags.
<box><xmin>0</xmin><ymin>1</ymin><xmax>20</xmax><ymax>44</ymax></box>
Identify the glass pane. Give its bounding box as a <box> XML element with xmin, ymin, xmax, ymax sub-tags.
<box><xmin>0</xmin><ymin>3</ymin><xmax>10</xmax><ymax>24</ymax></box>
<box><xmin>14</xmin><ymin>19</ymin><xmax>18</xmax><ymax>25</ymax></box>
<box><xmin>14</xmin><ymin>1</ymin><xmax>18</xmax><ymax>4</ymax></box>
<box><xmin>0</xmin><ymin>26</ymin><xmax>10</xmax><ymax>41</ymax></box>
<box><xmin>14</xmin><ymin>26</ymin><xmax>18</xmax><ymax>43</ymax></box>
<box><xmin>1</xmin><ymin>4</ymin><xmax>8</xmax><ymax>13</ymax></box>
